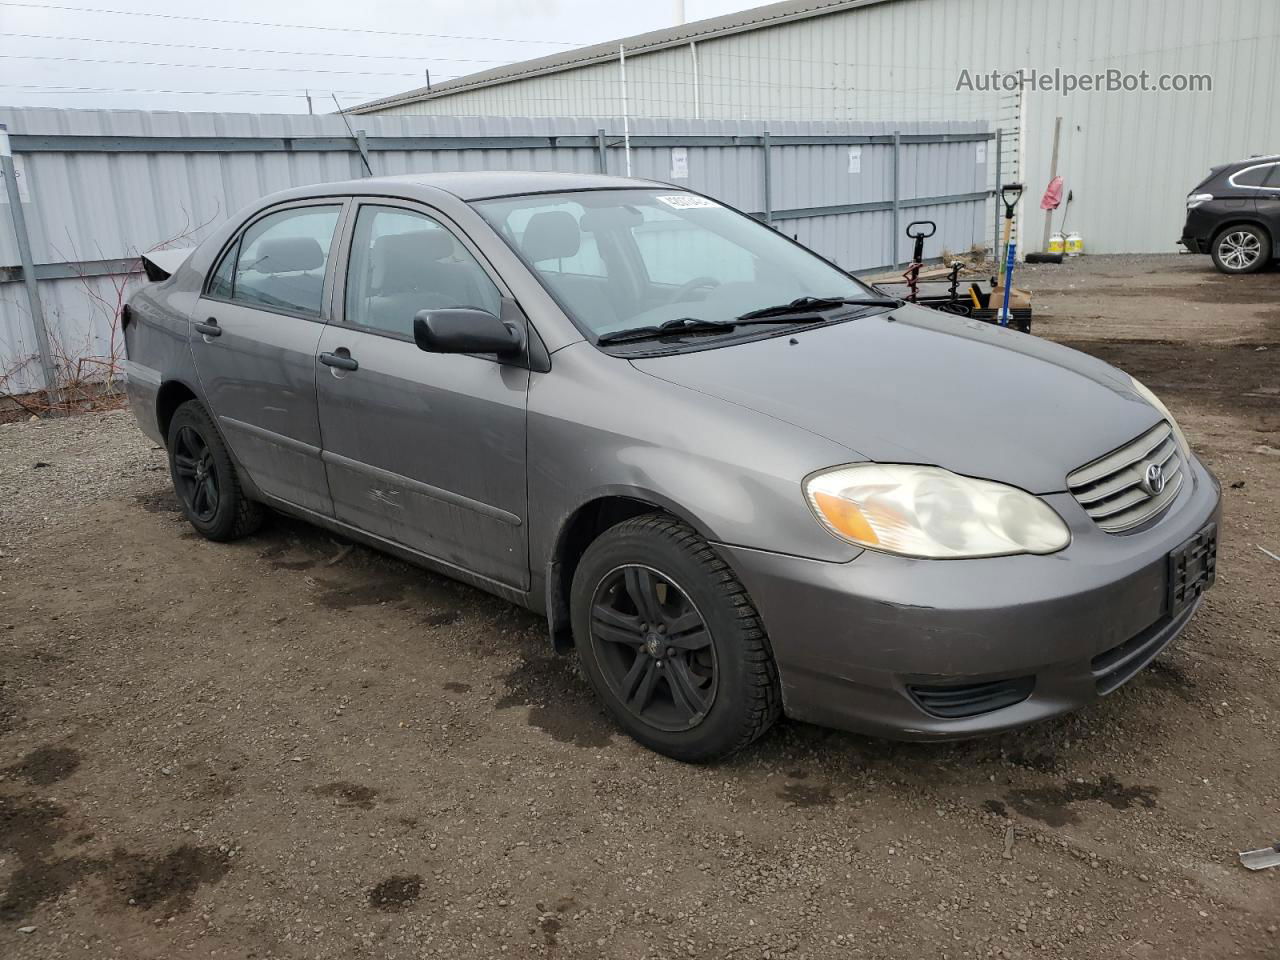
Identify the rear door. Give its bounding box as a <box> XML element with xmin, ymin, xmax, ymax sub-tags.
<box><xmin>1255</xmin><ymin>163</ymin><xmax>1280</xmax><ymax>247</ymax></box>
<box><xmin>315</xmin><ymin>200</ymin><xmax>531</xmax><ymax>589</ymax></box>
<box><xmin>192</xmin><ymin>200</ymin><xmax>346</xmax><ymax>515</ymax></box>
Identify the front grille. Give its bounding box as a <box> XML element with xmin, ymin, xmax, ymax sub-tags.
<box><xmin>1067</xmin><ymin>422</ymin><xmax>1185</xmax><ymax>533</ymax></box>
<box><xmin>907</xmin><ymin>677</ymin><xmax>1035</xmax><ymax>719</ymax></box>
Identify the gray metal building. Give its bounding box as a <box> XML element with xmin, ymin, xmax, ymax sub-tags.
<box><xmin>351</xmin><ymin>0</ymin><xmax>1280</xmax><ymax>254</ymax></box>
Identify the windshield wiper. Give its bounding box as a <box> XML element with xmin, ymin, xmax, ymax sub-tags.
<box><xmin>735</xmin><ymin>295</ymin><xmax>899</xmax><ymax>322</ymax></box>
<box><xmin>596</xmin><ymin>316</ymin><xmax>735</xmax><ymax>345</ymax></box>
<box><xmin>596</xmin><ymin>312</ymin><xmax>835</xmax><ymax>346</ymax></box>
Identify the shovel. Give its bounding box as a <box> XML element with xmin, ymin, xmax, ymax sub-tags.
<box><xmin>1239</xmin><ymin>841</ymin><xmax>1280</xmax><ymax>870</ymax></box>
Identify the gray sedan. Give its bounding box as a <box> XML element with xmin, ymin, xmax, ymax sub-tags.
<box><xmin>122</xmin><ymin>172</ymin><xmax>1220</xmax><ymax>761</ymax></box>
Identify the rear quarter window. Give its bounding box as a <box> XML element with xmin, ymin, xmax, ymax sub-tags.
<box><xmin>1230</xmin><ymin>163</ymin><xmax>1279</xmax><ymax>189</ymax></box>
<box><xmin>206</xmin><ymin>242</ymin><xmax>237</xmax><ymax>299</ymax></box>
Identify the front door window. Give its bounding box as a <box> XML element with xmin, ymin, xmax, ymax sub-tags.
<box><xmin>345</xmin><ymin>205</ymin><xmax>502</xmax><ymax>337</ymax></box>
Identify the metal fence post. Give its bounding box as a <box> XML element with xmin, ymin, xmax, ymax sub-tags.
<box><xmin>354</xmin><ymin>130</ymin><xmax>373</xmax><ymax>177</ymax></box>
<box><xmin>1041</xmin><ymin>116</ymin><xmax>1062</xmax><ymax>253</ymax></box>
<box><xmin>762</xmin><ymin>129</ymin><xmax>773</xmax><ymax>225</ymax></box>
<box><xmin>596</xmin><ymin>128</ymin><xmax>608</xmax><ymax>174</ymax></box>
<box><xmin>890</xmin><ymin>130</ymin><xmax>901</xmax><ymax>269</ymax></box>
<box><xmin>0</xmin><ymin>124</ymin><xmax>61</xmax><ymax>409</ymax></box>
<box><xmin>993</xmin><ymin>128</ymin><xmax>1004</xmax><ymax>263</ymax></box>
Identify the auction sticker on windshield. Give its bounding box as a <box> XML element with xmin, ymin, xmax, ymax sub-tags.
<box><xmin>656</xmin><ymin>194</ymin><xmax>719</xmax><ymax>209</ymax></box>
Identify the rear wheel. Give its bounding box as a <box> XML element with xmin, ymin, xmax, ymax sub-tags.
<box><xmin>166</xmin><ymin>400</ymin><xmax>263</xmax><ymax>541</ymax></box>
<box><xmin>1211</xmin><ymin>225</ymin><xmax>1270</xmax><ymax>274</ymax></box>
<box><xmin>570</xmin><ymin>514</ymin><xmax>781</xmax><ymax>762</ymax></box>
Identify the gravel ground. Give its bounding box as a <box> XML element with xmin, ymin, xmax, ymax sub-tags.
<box><xmin>0</xmin><ymin>254</ymin><xmax>1277</xmax><ymax>959</ymax></box>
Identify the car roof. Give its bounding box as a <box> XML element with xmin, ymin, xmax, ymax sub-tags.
<box><xmin>265</xmin><ymin>170</ymin><xmax>667</xmax><ymax>206</ymax></box>
<box><xmin>1226</xmin><ymin>154</ymin><xmax>1280</xmax><ymax>169</ymax></box>
<box><xmin>383</xmin><ymin>170</ymin><xmax>664</xmax><ymax>199</ymax></box>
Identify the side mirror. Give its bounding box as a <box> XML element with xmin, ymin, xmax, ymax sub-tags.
<box><xmin>413</xmin><ymin>308</ymin><xmax>524</xmax><ymax>357</ymax></box>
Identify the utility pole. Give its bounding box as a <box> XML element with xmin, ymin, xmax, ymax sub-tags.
<box><xmin>689</xmin><ymin>41</ymin><xmax>700</xmax><ymax>119</ymax></box>
<box><xmin>619</xmin><ymin>44</ymin><xmax>631</xmax><ymax>177</ymax></box>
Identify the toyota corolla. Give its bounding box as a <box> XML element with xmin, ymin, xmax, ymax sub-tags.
<box><xmin>122</xmin><ymin>172</ymin><xmax>1220</xmax><ymax>761</ymax></box>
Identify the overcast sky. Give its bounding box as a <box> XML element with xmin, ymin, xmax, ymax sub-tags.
<box><xmin>0</xmin><ymin>0</ymin><xmax>763</xmax><ymax>114</ymax></box>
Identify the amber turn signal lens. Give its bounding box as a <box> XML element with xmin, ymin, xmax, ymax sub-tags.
<box><xmin>813</xmin><ymin>491</ymin><xmax>880</xmax><ymax>546</ymax></box>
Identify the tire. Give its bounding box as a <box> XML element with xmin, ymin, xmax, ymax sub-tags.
<box><xmin>166</xmin><ymin>400</ymin><xmax>264</xmax><ymax>542</ymax></box>
<box><xmin>570</xmin><ymin>514</ymin><xmax>781</xmax><ymax>762</ymax></box>
<box><xmin>1210</xmin><ymin>225</ymin><xmax>1271</xmax><ymax>274</ymax></box>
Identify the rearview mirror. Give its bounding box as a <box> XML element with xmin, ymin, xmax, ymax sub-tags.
<box><xmin>413</xmin><ymin>308</ymin><xmax>524</xmax><ymax>357</ymax></box>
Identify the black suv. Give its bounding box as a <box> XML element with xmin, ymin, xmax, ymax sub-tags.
<box><xmin>1181</xmin><ymin>155</ymin><xmax>1279</xmax><ymax>274</ymax></box>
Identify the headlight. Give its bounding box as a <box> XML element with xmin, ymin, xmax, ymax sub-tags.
<box><xmin>1186</xmin><ymin>193</ymin><xmax>1213</xmax><ymax>209</ymax></box>
<box><xmin>1129</xmin><ymin>376</ymin><xmax>1190</xmax><ymax>456</ymax></box>
<box><xmin>805</xmin><ymin>464</ymin><xmax>1070</xmax><ymax>559</ymax></box>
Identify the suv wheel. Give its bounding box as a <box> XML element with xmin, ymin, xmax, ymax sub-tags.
<box><xmin>570</xmin><ymin>514</ymin><xmax>781</xmax><ymax>762</ymax></box>
<box><xmin>166</xmin><ymin>400</ymin><xmax>264</xmax><ymax>541</ymax></box>
<box><xmin>1211</xmin><ymin>225</ymin><xmax>1270</xmax><ymax>274</ymax></box>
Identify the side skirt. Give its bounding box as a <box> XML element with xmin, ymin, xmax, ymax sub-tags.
<box><xmin>258</xmin><ymin>492</ymin><xmax>538</xmax><ymax>613</ymax></box>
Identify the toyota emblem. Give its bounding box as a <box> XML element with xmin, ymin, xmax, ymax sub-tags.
<box><xmin>1142</xmin><ymin>462</ymin><xmax>1166</xmax><ymax>496</ymax></box>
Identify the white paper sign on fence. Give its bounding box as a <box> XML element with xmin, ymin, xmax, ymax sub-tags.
<box><xmin>847</xmin><ymin>147</ymin><xmax>862</xmax><ymax>174</ymax></box>
<box><xmin>670</xmin><ymin>147</ymin><xmax>689</xmax><ymax>180</ymax></box>
<box><xmin>0</xmin><ymin>155</ymin><xmax>31</xmax><ymax>203</ymax></box>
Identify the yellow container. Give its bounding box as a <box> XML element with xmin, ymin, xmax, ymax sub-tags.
<box><xmin>1048</xmin><ymin>233</ymin><xmax>1065</xmax><ymax>254</ymax></box>
<box><xmin>1065</xmin><ymin>231</ymin><xmax>1084</xmax><ymax>256</ymax></box>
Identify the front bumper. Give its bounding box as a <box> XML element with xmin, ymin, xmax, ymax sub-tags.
<box><xmin>718</xmin><ymin>456</ymin><xmax>1221</xmax><ymax>740</ymax></box>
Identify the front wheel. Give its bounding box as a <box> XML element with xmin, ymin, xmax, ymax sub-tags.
<box><xmin>570</xmin><ymin>514</ymin><xmax>781</xmax><ymax>762</ymax></box>
<box><xmin>1211</xmin><ymin>225</ymin><xmax>1271</xmax><ymax>274</ymax></box>
<box><xmin>166</xmin><ymin>400</ymin><xmax>264</xmax><ymax>541</ymax></box>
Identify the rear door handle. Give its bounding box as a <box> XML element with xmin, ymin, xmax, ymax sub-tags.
<box><xmin>194</xmin><ymin>318</ymin><xmax>221</xmax><ymax>337</ymax></box>
<box><xmin>319</xmin><ymin>350</ymin><xmax>359</xmax><ymax>371</ymax></box>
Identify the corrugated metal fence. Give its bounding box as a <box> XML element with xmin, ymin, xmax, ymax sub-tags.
<box><xmin>0</xmin><ymin>108</ymin><xmax>993</xmax><ymax>396</ymax></box>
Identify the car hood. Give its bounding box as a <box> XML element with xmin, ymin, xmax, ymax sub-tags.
<box><xmin>628</xmin><ymin>306</ymin><xmax>1164</xmax><ymax>494</ymax></box>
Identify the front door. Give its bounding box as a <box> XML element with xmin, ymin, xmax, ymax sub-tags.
<box><xmin>191</xmin><ymin>200</ymin><xmax>345</xmax><ymax>515</ymax></box>
<box><xmin>315</xmin><ymin>201</ymin><xmax>530</xmax><ymax>589</ymax></box>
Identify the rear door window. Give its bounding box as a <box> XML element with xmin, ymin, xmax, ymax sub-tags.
<box><xmin>227</xmin><ymin>205</ymin><xmax>342</xmax><ymax>317</ymax></box>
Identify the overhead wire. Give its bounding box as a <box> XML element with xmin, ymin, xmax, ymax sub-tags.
<box><xmin>3</xmin><ymin>32</ymin><xmax>515</xmax><ymax>64</ymax></box>
<box><xmin>0</xmin><ymin>1</ymin><xmax>588</xmax><ymax>46</ymax></box>
<box><xmin>1</xmin><ymin>84</ymin><xmax>393</xmax><ymax>98</ymax></box>
<box><xmin>0</xmin><ymin>53</ymin><xmax>460</xmax><ymax>80</ymax></box>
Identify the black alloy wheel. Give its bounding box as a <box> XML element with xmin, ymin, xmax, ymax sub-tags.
<box><xmin>588</xmin><ymin>564</ymin><xmax>718</xmax><ymax>732</ymax></box>
<box><xmin>172</xmin><ymin>424</ymin><xmax>219</xmax><ymax>522</ymax></box>
<box><xmin>570</xmin><ymin>514</ymin><xmax>781</xmax><ymax>761</ymax></box>
<box><xmin>165</xmin><ymin>399</ymin><xmax>264</xmax><ymax>541</ymax></box>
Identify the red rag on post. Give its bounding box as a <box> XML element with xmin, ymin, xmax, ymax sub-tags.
<box><xmin>1040</xmin><ymin>175</ymin><xmax>1064</xmax><ymax>210</ymax></box>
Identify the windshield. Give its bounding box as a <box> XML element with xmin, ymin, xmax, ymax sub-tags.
<box><xmin>472</xmin><ymin>189</ymin><xmax>876</xmax><ymax>340</ymax></box>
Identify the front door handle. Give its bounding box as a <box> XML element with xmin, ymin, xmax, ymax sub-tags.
<box><xmin>319</xmin><ymin>350</ymin><xmax>359</xmax><ymax>371</ymax></box>
<box><xmin>194</xmin><ymin>317</ymin><xmax>221</xmax><ymax>337</ymax></box>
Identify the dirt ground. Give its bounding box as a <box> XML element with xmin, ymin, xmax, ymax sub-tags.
<box><xmin>1</xmin><ymin>253</ymin><xmax>1277</xmax><ymax>959</ymax></box>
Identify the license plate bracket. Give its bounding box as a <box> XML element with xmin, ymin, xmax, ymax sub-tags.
<box><xmin>1168</xmin><ymin>522</ymin><xmax>1217</xmax><ymax>616</ymax></box>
